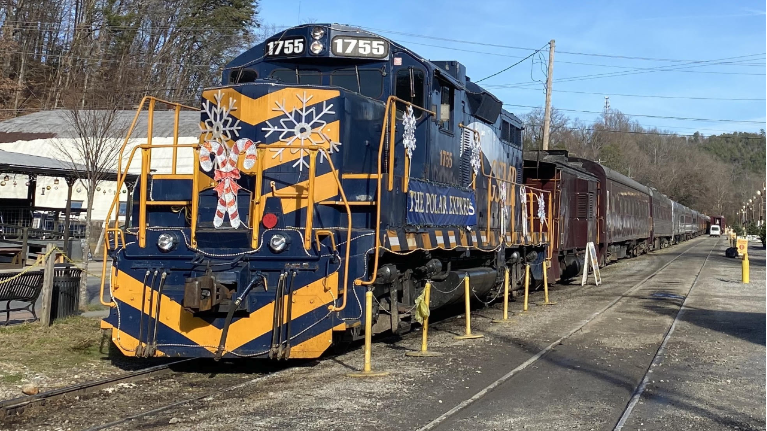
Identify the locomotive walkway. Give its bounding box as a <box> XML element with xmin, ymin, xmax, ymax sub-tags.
<box><xmin>7</xmin><ymin>237</ymin><xmax>764</xmax><ymax>431</ymax></box>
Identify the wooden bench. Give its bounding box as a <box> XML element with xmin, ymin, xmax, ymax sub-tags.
<box><xmin>0</xmin><ymin>270</ymin><xmax>44</xmax><ymax>325</ymax></box>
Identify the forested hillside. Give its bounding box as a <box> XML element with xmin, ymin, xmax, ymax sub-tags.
<box><xmin>700</xmin><ymin>131</ymin><xmax>766</xmax><ymax>175</ymax></box>
<box><xmin>522</xmin><ymin>107</ymin><xmax>765</xmax><ymax>221</ymax></box>
<box><xmin>0</xmin><ymin>0</ymin><xmax>260</xmax><ymax>117</ymax></box>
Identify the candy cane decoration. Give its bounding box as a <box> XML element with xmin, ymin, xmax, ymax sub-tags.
<box><xmin>199</xmin><ymin>138</ymin><xmax>258</xmax><ymax>228</ymax></box>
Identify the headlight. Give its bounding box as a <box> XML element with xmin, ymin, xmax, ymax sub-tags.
<box><xmin>269</xmin><ymin>234</ymin><xmax>289</xmax><ymax>253</ymax></box>
<box><xmin>310</xmin><ymin>41</ymin><xmax>324</xmax><ymax>55</ymax></box>
<box><xmin>157</xmin><ymin>233</ymin><xmax>177</xmax><ymax>252</ymax></box>
<box><xmin>311</xmin><ymin>26</ymin><xmax>325</xmax><ymax>39</ymax></box>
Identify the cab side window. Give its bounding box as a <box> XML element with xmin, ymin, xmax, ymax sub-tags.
<box><xmin>394</xmin><ymin>68</ymin><xmax>424</xmax><ymax>116</ymax></box>
<box><xmin>229</xmin><ymin>68</ymin><xmax>258</xmax><ymax>84</ymax></box>
<box><xmin>433</xmin><ymin>78</ymin><xmax>454</xmax><ymax>132</ymax></box>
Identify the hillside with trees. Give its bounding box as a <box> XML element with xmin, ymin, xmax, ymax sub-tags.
<box><xmin>522</xmin><ymin>107</ymin><xmax>765</xmax><ymax>221</ymax></box>
<box><xmin>0</xmin><ymin>0</ymin><xmax>260</xmax><ymax>116</ymax></box>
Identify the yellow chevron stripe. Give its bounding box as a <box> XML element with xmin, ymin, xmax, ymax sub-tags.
<box><xmin>112</xmin><ymin>267</ymin><xmax>338</xmax><ymax>354</ymax></box>
<box><xmin>273</xmin><ymin>171</ymin><xmax>339</xmax><ymax>214</ymax></box>
<box><xmin>201</xmin><ymin>87</ymin><xmax>340</xmax><ymax>127</ymax></box>
<box><xmin>290</xmin><ymin>329</ymin><xmax>333</xmax><ymax>358</ymax></box>
<box><xmin>102</xmin><ymin>321</ymin><xmax>166</xmax><ymax>357</ymax></box>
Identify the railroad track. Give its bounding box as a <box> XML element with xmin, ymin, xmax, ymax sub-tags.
<box><xmin>0</xmin><ymin>358</ymin><xmax>196</xmax><ymax>417</ymax></box>
<box><xmin>417</xmin><ymin>237</ymin><xmax>718</xmax><ymax>431</ymax></box>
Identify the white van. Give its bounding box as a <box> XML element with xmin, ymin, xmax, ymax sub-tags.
<box><xmin>710</xmin><ymin>225</ymin><xmax>721</xmax><ymax>237</ymax></box>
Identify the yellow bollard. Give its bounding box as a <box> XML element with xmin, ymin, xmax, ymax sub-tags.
<box><xmin>455</xmin><ymin>274</ymin><xmax>484</xmax><ymax>340</ymax></box>
<box><xmin>347</xmin><ymin>290</ymin><xmax>390</xmax><ymax>377</ymax></box>
<box><xmin>540</xmin><ymin>259</ymin><xmax>556</xmax><ymax>306</ymax></box>
<box><xmin>743</xmin><ymin>251</ymin><xmax>750</xmax><ymax>284</ymax></box>
<box><xmin>407</xmin><ymin>282</ymin><xmax>442</xmax><ymax>357</ymax></box>
<box><xmin>518</xmin><ymin>264</ymin><xmax>531</xmax><ymax>315</ymax></box>
<box><xmin>492</xmin><ymin>267</ymin><xmax>513</xmax><ymax>324</ymax></box>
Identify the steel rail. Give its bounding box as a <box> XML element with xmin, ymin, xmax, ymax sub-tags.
<box><xmin>0</xmin><ymin>358</ymin><xmax>196</xmax><ymax>417</ymax></box>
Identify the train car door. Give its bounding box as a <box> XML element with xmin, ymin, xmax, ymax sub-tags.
<box><xmin>390</xmin><ymin>51</ymin><xmax>429</xmax><ymax>184</ymax></box>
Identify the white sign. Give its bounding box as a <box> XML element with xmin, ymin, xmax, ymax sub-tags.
<box><xmin>581</xmin><ymin>242</ymin><xmax>602</xmax><ymax>286</ymax></box>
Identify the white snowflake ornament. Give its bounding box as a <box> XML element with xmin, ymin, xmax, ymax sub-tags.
<box><xmin>499</xmin><ymin>182</ymin><xmax>508</xmax><ymax>235</ymax></box>
<box><xmin>200</xmin><ymin>90</ymin><xmax>241</xmax><ymax>143</ymax></box>
<box><xmin>471</xmin><ymin>131</ymin><xmax>482</xmax><ymax>175</ymax></box>
<box><xmin>537</xmin><ymin>193</ymin><xmax>547</xmax><ymax>225</ymax></box>
<box><xmin>262</xmin><ymin>91</ymin><xmax>340</xmax><ymax>171</ymax></box>
<box><xmin>402</xmin><ymin>105</ymin><xmax>417</xmax><ymax>158</ymax></box>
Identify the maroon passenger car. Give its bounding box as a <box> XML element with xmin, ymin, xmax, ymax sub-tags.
<box><xmin>524</xmin><ymin>151</ymin><xmax>599</xmax><ymax>282</ymax></box>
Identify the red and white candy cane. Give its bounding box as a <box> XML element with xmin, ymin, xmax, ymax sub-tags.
<box><xmin>199</xmin><ymin>138</ymin><xmax>258</xmax><ymax>228</ymax></box>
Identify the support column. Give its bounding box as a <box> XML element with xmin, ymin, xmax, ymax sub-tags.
<box><xmin>26</xmin><ymin>174</ymin><xmax>37</xmax><ymax>218</ymax></box>
<box><xmin>63</xmin><ymin>177</ymin><xmax>76</xmax><ymax>257</ymax></box>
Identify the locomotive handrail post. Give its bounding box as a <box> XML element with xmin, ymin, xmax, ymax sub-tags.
<box><xmin>304</xmin><ymin>148</ymin><xmax>318</xmax><ymax>250</ymax></box>
<box><xmin>138</xmin><ymin>146</ymin><xmax>150</xmax><ymax>247</ymax></box>
<box><xmin>251</xmin><ymin>146</ymin><xmax>266</xmax><ymax>248</ymax></box>
<box><xmin>146</xmin><ymin>98</ymin><xmax>155</xmax><ymax>173</ymax></box>
<box><xmin>323</xmin><ymin>151</ymin><xmax>353</xmax><ymax>312</ymax></box>
<box><xmin>387</xmin><ymin>102</ymin><xmax>396</xmax><ymax>191</ymax></box>
<box><xmin>172</xmin><ymin>104</ymin><xmax>180</xmax><ymax>175</ymax></box>
<box><xmin>357</xmin><ymin>96</ymin><xmax>433</xmax><ymax>288</ymax></box>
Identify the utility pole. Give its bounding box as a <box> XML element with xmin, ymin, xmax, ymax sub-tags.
<box><xmin>541</xmin><ymin>39</ymin><xmax>555</xmax><ymax>151</ymax></box>
<box><xmin>604</xmin><ymin>96</ymin><xmax>610</xmax><ymax>126</ymax></box>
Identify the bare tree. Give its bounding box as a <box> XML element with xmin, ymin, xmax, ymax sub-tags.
<box><xmin>53</xmin><ymin>92</ymin><xmax>128</xmax><ymax>311</ymax></box>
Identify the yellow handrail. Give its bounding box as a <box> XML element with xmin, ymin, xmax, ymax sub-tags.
<box><xmin>99</xmin><ymin>97</ymin><xmax>198</xmax><ymax>307</ymax></box>
<box><xmin>357</xmin><ymin>96</ymin><xmax>435</xmax><ymax>288</ymax></box>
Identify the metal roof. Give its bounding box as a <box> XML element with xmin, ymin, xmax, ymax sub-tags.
<box><xmin>0</xmin><ymin>109</ymin><xmax>200</xmax><ymax>140</ymax></box>
<box><xmin>0</xmin><ymin>149</ymin><xmax>133</xmax><ymax>180</ymax></box>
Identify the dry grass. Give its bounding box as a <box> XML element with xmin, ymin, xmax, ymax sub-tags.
<box><xmin>0</xmin><ymin>316</ymin><xmax>106</xmax><ymax>371</ymax></box>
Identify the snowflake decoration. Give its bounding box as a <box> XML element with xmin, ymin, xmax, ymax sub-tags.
<box><xmin>402</xmin><ymin>105</ymin><xmax>417</xmax><ymax>158</ymax></box>
<box><xmin>198</xmin><ymin>90</ymin><xmax>258</xmax><ymax>229</ymax></box>
<box><xmin>200</xmin><ymin>90</ymin><xmax>241</xmax><ymax>143</ymax></box>
<box><xmin>499</xmin><ymin>182</ymin><xmax>508</xmax><ymax>235</ymax></box>
<box><xmin>519</xmin><ymin>185</ymin><xmax>528</xmax><ymax>236</ymax></box>
<box><xmin>537</xmin><ymin>193</ymin><xmax>547</xmax><ymax>225</ymax></box>
<box><xmin>262</xmin><ymin>91</ymin><xmax>340</xmax><ymax>171</ymax></box>
<box><xmin>471</xmin><ymin>131</ymin><xmax>482</xmax><ymax>175</ymax></box>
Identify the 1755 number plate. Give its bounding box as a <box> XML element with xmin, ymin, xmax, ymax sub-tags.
<box><xmin>331</xmin><ymin>36</ymin><xmax>389</xmax><ymax>59</ymax></box>
<box><xmin>265</xmin><ymin>36</ymin><xmax>306</xmax><ymax>56</ymax></box>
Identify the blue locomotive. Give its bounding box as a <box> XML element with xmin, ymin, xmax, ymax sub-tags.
<box><xmin>100</xmin><ymin>24</ymin><xmax>552</xmax><ymax>359</ymax></box>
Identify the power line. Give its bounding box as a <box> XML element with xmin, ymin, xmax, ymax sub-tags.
<box><xmin>491</xmin><ymin>53</ymin><xmax>766</xmax><ymax>88</ymax></box>
<box><xmin>475</xmin><ymin>42</ymin><xmax>550</xmax><ymax>83</ymax></box>
<box><xmin>504</xmin><ymin>104</ymin><xmax>767</xmax><ymax>124</ymax></box>
<box><xmin>496</xmin><ymin>87</ymin><xmax>766</xmax><ymax>102</ymax></box>
<box><xmin>403</xmin><ymin>39</ymin><xmax>765</xmax><ymax>69</ymax></box>
<box><xmin>362</xmin><ymin>26</ymin><xmax>766</xmax><ymax>63</ymax></box>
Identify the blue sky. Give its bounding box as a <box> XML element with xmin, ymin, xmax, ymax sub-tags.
<box><xmin>257</xmin><ymin>0</ymin><xmax>766</xmax><ymax>136</ymax></box>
